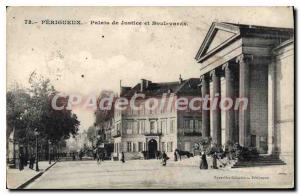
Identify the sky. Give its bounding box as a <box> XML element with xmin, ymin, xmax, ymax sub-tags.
<box><xmin>7</xmin><ymin>7</ymin><xmax>294</xmax><ymax>132</ymax></box>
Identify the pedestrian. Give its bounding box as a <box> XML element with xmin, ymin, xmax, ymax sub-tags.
<box><xmin>93</xmin><ymin>148</ymin><xmax>96</xmax><ymax>160</ymax></box>
<box><xmin>18</xmin><ymin>151</ymin><xmax>24</xmax><ymax>171</ymax></box>
<box><xmin>96</xmin><ymin>149</ymin><xmax>101</xmax><ymax>165</ymax></box>
<box><xmin>72</xmin><ymin>153</ymin><xmax>76</xmax><ymax>161</ymax></box>
<box><xmin>199</xmin><ymin>152</ymin><xmax>208</xmax><ymax>169</ymax></box>
<box><xmin>24</xmin><ymin>152</ymin><xmax>28</xmax><ymax>167</ymax></box>
<box><xmin>174</xmin><ymin>150</ymin><xmax>178</xmax><ymax>161</ymax></box>
<box><xmin>121</xmin><ymin>152</ymin><xmax>125</xmax><ymax>163</ymax></box>
<box><xmin>29</xmin><ymin>152</ymin><xmax>35</xmax><ymax>169</ymax></box>
<box><xmin>161</xmin><ymin>151</ymin><xmax>169</xmax><ymax>166</ymax></box>
<box><xmin>79</xmin><ymin>151</ymin><xmax>83</xmax><ymax>160</ymax></box>
<box><xmin>212</xmin><ymin>152</ymin><xmax>218</xmax><ymax>169</ymax></box>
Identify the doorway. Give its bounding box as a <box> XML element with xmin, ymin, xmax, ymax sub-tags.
<box><xmin>148</xmin><ymin>139</ymin><xmax>157</xmax><ymax>159</ymax></box>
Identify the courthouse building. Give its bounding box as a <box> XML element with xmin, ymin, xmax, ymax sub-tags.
<box><xmin>195</xmin><ymin>22</ymin><xmax>294</xmax><ymax>163</ymax></box>
<box><xmin>112</xmin><ymin>77</ymin><xmax>202</xmax><ymax>160</ymax></box>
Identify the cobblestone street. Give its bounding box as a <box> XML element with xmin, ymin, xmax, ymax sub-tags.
<box><xmin>25</xmin><ymin>158</ymin><xmax>293</xmax><ymax>189</ymax></box>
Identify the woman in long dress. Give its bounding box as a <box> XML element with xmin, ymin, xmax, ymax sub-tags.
<box><xmin>200</xmin><ymin>153</ymin><xmax>208</xmax><ymax>169</ymax></box>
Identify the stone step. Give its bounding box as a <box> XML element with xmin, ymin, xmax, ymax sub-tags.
<box><xmin>233</xmin><ymin>161</ymin><xmax>285</xmax><ymax>166</ymax></box>
<box><xmin>231</xmin><ymin>157</ymin><xmax>286</xmax><ymax>168</ymax></box>
<box><xmin>232</xmin><ymin>163</ymin><xmax>286</xmax><ymax>168</ymax></box>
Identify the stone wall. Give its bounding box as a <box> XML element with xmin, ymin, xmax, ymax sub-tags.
<box><xmin>274</xmin><ymin>40</ymin><xmax>294</xmax><ymax>164</ymax></box>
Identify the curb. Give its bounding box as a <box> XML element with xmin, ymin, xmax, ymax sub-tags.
<box><xmin>16</xmin><ymin>161</ymin><xmax>57</xmax><ymax>189</ymax></box>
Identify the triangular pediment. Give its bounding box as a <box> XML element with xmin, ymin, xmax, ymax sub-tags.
<box><xmin>195</xmin><ymin>22</ymin><xmax>241</xmax><ymax>62</ymax></box>
<box><xmin>206</xmin><ymin>29</ymin><xmax>236</xmax><ymax>53</ymax></box>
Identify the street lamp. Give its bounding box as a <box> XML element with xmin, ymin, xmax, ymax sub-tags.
<box><xmin>48</xmin><ymin>140</ymin><xmax>52</xmax><ymax>164</ymax></box>
<box><xmin>34</xmin><ymin>129</ymin><xmax>39</xmax><ymax>172</ymax></box>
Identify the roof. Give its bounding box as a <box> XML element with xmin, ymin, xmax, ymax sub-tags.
<box><xmin>121</xmin><ymin>78</ymin><xmax>201</xmax><ymax>97</ymax></box>
<box><xmin>195</xmin><ymin>22</ymin><xmax>294</xmax><ymax>62</ymax></box>
<box><xmin>273</xmin><ymin>38</ymin><xmax>294</xmax><ymax>51</ymax></box>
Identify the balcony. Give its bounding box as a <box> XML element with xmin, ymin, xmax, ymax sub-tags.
<box><xmin>183</xmin><ymin>131</ymin><xmax>202</xmax><ymax>136</ymax></box>
<box><xmin>144</xmin><ymin>132</ymin><xmax>162</xmax><ymax>136</ymax></box>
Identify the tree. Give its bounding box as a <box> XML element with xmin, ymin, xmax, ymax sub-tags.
<box><xmin>6</xmin><ymin>87</ymin><xmax>31</xmax><ymax>152</ymax></box>
<box><xmin>87</xmin><ymin>126</ymin><xmax>97</xmax><ymax>146</ymax></box>
<box><xmin>6</xmin><ymin>73</ymin><xmax>80</xmax><ymax>156</ymax></box>
<box><xmin>26</xmin><ymin>74</ymin><xmax>80</xmax><ymax>144</ymax></box>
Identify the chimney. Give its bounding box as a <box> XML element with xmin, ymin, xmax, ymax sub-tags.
<box><xmin>140</xmin><ymin>79</ymin><xmax>152</xmax><ymax>92</ymax></box>
<box><xmin>120</xmin><ymin>80</ymin><xmax>131</xmax><ymax>96</ymax></box>
<box><xmin>146</xmin><ymin>80</ymin><xmax>152</xmax><ymax>88</ymax></box>
<box><xmin>140</xmin><ymin>79</ymin><xmax>146</xmax><ymax>92</ymax></box>
<box><xmin>179</xmin><ymin>74</ymin><xmax>183</xmax><ymax>84</ymax></box>
<box><xmin>119</xmin><ymin>80</ymin><xmax>122</xmax><ymax>95</ymax></box>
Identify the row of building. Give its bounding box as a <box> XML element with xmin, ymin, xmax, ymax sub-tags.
<box><xmin>96</xmin><ymin>77</ymin><xmax>202</xmax><ymax>160</ymax></box>
<box><xmin>95</xmin><ymin>22</ymin><xmax>294</xmax><ymax>163</ymax></box>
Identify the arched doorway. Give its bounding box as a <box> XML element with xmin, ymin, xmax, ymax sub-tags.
<box><xmin>148</xmin><ymin>139</ymin><xmax>157</xmax><ymax>159</ymax></box>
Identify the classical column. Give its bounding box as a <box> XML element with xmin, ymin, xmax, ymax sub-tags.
<box><xmin>210</xmin><ymin>70</ymin><xmax>221</xmax><ymax>146</ymax></box>
<box><xmin>236</xmin><ymin>54</ymin><xmax>252</xmax><ymax>147</ymax></box>
<box><xmin>222</xmin><ymin>62</ymin><xmax>236</xmax><ymax>145</ymax></box>
<box><xmin>268</xmin><ymin>59</ymin><xmax>277</xmax><ymax>156</ymax></box>
<box><xmin>200</xmin><ymin>74</ymin><xmax>210</xmax><ymax>138</ymax></box>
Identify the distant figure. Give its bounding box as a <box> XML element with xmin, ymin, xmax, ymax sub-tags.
<box><xmin>93</xmin><ymin>152</ymin><xmax>97</xmax><ymax>160</ymax></box>
<box><xmin>174</xmin><ymin>150</ymin><xmax>178</xmax><ymax>161</ymax></box>
<box><xmin>161</xmin><ymin>152</ymin><xmax>169</xmax><ymax>166</ymax></box>
<box><xmin>121</xmin><ymin>152</ymin><xmax>125</xmax><ymax>163</ymax></box>
<box><xmin>72</xmin><ymin>153</ymin><xmax>76</xmax><ymax>161</ymax></box>
<box><xmin>19</xmin><ymin>151</ymin><xmax>24</xmax><ymax>171</ymax></box>
<box><xmin>29</xmin><ymin>153</ymin><xmax>35</xmax><ymax>169</ymax></box>
<box><xmin>212</xmin><ymin>152</ymin><xmax>218</xmax><ymax>169</ymax></box>
<box><xmin>200</xmin><ymin>153</ymin><xmax>208</xmax><ymax>169</ymax></box>
<box><xmin>79</xmin><ymin>151</ymin><xmax>83</xmax><ymax>160</ymax></box>
<box><xmin>96</xmin><ymin>149</ymin><xmax>102</xmax><ymax>165</ymax></box>
<box><xmin>24</xmin><ymin>152</ymin><xmax>28</xmax><ymax>166</ymax></box>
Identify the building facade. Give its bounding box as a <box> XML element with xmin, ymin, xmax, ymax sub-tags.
<box><xmin>195</xmin><ymin>22</ymin><xmax>294</xmax><ymax>163</ymax></box>
<box><xmin>112</xmin><ymin>78</ymin><xmax>202</xmax><ymax>160</ymax></box>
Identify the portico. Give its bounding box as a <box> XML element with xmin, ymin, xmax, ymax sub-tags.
<box><xmin>196</xmin><ymin>22</ymin><xmax>293</xmax><ymax>154</ymax></box>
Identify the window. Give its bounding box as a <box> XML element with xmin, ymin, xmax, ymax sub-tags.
<box><xmin>162</xmin><ymin>120</ymin><xmax>166</xmax><ymax>134</ymax></box>
<box><xmin>170</xmin><ymin>119</ymin><xmax>175</xmax><ymax>133</ymax></box>
<box><xmin>251</xmin><ymin>135</ymin><xmax>256</xmax><ymax>147</ymax></box>
<box><xmin>157</xmin><ymin>120</ymin><xmax>162</xmax><ymax>134</ymax></box>
<box><xmin>161</xmin><ymin>142</ymin><xmax>166</xmax><ymax>152</ymax></box>
<box><xmin>138</xmin><ymin>142</ymin><xmax>143</xmax><ymax>152</ymax></box>
<box><xmin>141</xmin><ymin>120</ymin><xmax>145</xmax><ymax>134</ymax></box>
<box><xmin>184</xmin><ymin>120</ymin><xmax>189</xmax><ymax>129</ymax></box>
<box><xmin>196</xmin><ymin>120</ymin><xmax>201</xmax><ymax>132</ymax></box>
<box><xmin>127</xmin><ymin>142</ymin><xmax>132</xmax><ymax>152</ymax></box>
<box><xmin>189</xmin><ymin>120</ymin><xmax>194</xmax><ymax>129</ymax></box>
<box><xmin>133</xmin><ymin>121</ymin><xmax>138</xmax><ymax>134</ymax></box>
<box><xmin>167</xmin><ymin>142</ymin><xmax>173</xmax><ymax>152</ymax></box>
<box><xmin>133</xmin><ymin>143</ymin><xmax>137</xmax><ymax>152</ymax></box>
<box><xmin>116</xmin><ymin>143</ymin><xmax>119</xmax><ymax>153</ymax></box>
<box><xmin>150</xmin><ymin>121</ymin><xmax>155</xmax><ymax>133</ymax></box>
<box><xmin>184</xmin><ymin>119</ymin><xmax>198</xmax><ymax>133</ymax></box>
<box><xmin>195</xmin><ymin>120</ymin><xmax>199</xmax><ymax>129</ymax></box>
<box><xmin>126</xmin><ymin>121</ymin><xmax>133</xmax><ymax>134</ymax></box>
<box><xmin>137</xmin><ymin>120</ymin><xmax>140</xmax><ymax>134</ymax></box>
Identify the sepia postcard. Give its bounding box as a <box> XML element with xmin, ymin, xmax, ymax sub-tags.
<box><xmin>6</xmin><ymin>6</ymin><xmax>295</xmax><ymax>189</ymax></box>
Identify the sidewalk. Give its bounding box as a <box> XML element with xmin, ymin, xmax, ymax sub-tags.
<box><xmin>7</xmin><ymin>161</ymin><xmax>57</xmax><ymax>189</ymax></box>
